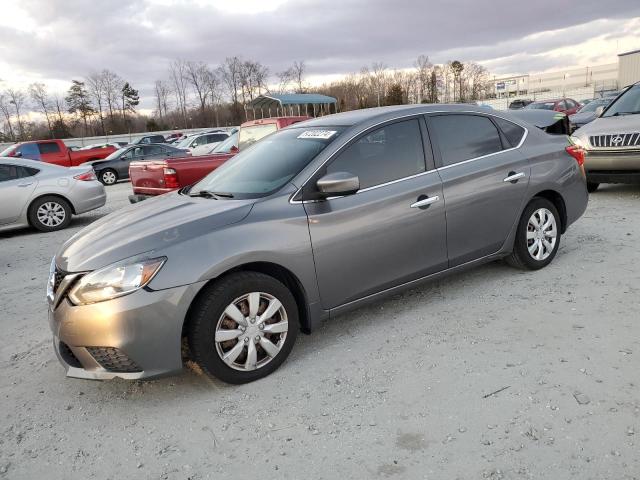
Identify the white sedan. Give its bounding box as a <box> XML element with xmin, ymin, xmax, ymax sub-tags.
<box><xmin>0</xmin><ymin>158</ymin><xmax>106</xmax><ymax>233</ymax></box>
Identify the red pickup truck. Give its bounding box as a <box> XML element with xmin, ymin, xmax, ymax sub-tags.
<box><xmin>128</xmin><ymin>116</ymin><xmax>309</xmax><ymax>202</ymax></box>
<box><xmin>0</xmin><ymin>139</ymin><xmax>116</xmax><ymax>167</ymax></box>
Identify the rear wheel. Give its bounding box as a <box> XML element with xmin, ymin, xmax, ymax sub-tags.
<box><xmin>28</xmin><ymin>196</ymin><xmax>72</xmax><ymax>232</ymax></box>
<box><xmin>586</xmin><ymin>182</ymin><xmax>599</xmax><ymax>193</ymax></box>
<box><xmin>99</xmin><ymin>169</ymin><xmax>118</xmax><ymax>185</ymax></box>
<box><xmin>187</xmin><ymin>272</ymin><xmax>299</xmax><ymax>384</ymax></box>
<box><xmin>506</xmin><ymin>197</ymin><xmax>561</xmax><ymax>270</ymax></box>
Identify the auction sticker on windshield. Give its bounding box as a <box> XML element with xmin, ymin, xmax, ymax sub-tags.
<box><xmin>297</xmin><ymin>130</ymin><xmax>337</xmax><ymax>139</ymax></box>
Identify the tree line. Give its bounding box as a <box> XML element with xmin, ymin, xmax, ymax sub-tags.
<box><xmin>0</xmin><ymin>55</ymin><xmax>490</xmax><ymax>142</ymax></box>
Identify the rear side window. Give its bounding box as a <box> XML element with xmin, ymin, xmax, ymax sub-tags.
<box><xmin>0</xmin><ymin>164</ymin><xmax>20</xmax><ymax>182</ymax></box>
<box><xmin>38</xmin><ymin>142</ymin><xmax>61</xmax><ymax>154</ymax></box>
<box><xmin>326</xmin><ymin>119</ymin><xmax>426</xmax><ymax>189</ymax></box>
<box><xmin>430</xmin><ymin>114</ymin><xmax>503</xmax><ymax>167</ymax></box>
<box><xmin>208</xmin><ymin>133</ymin><xmax>228</xmax><ymax>142</ymax></box>
<box><xmin>493</xmin><ymin>117</ymin><xmax>526</xmax><ymax>148</ymax></box>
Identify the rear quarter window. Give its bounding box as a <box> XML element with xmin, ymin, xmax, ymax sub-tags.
<box><xmin>493</xmin><ymin>117</ymin><xmax>526</xmax><ymax>148</ymax></box>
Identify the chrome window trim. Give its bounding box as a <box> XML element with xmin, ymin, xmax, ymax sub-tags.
<box><xmin>289</xmin><ymin>109</ymin><xmax>529</xmax><ymax>204</ymax></box>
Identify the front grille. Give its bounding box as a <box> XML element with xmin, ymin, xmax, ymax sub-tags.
<box><xmin>86</xmin><ymin>347</ymin><xmax>142</xmax><ymax>373</ymax></box>
<box><xmin>589</xmin><ymin>133</ymin><xmax>640</xmax><ymax>148</ymax></box>
<box><xmin>59</xmin><ymin>342</ymin><xmax>82</xmax><ymax>368</ymax></box>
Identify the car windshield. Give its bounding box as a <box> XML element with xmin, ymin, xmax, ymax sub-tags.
<box><xmin>104</xmin><ymin>147</ymin><xmax>127</xmax><ymax>160</ymax></box>
<box><xmin>210</xmin><ymin>132</ymin><xmax>238</xmax><ymax>153</ymax></box>
<box><xmin>525</xmin><ymin>102</ymin><xmax>556</xmax><ymax>110</ymax></box>
<box><xmin>578</xmin><ymin>100</ymin><xmax>608</xmax><ymax>113</ymax></box>
<box><xmin>602</xmin><ymin>84</ymin><xmax>640</xmax><ymax>117</ymax></box>
<box><xmin>191</xmin><ymin>127</ymin><xmax>344</xmax><ymax>199</ymax></box>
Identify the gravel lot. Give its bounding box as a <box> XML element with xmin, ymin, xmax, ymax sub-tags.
<box><xmin>1</xmin><ymin>181</ymin><xmax>639</xmax><ymax>479</ymax></box>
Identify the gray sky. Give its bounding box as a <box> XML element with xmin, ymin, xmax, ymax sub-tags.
<box><xmin>1</xmin><ymin>0</ymin><xmax>639</xmax><ymax>109</ymax></box>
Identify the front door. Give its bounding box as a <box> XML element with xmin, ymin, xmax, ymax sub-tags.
<box><xmin>427</xmin><ymin>113</ymin><xmax>531</xmax><ymax>266</ymax></box>
<box><xmin>304</xmin><ymin>118</ymin><xmax>448</xmax><ymax>309</ymax></box>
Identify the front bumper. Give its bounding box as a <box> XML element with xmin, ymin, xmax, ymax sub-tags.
<box><xmin>48</xmin><ymin>282</ymin><xmax>205</xmax><ymax>380</ymax></box>
<box><xmin>584</xmin><ymin>149</ymin><xmax>640</xmax><ymax>184</ymax></box>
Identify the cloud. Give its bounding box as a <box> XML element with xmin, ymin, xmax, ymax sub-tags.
<box><xmin>0</xmin><ymin>0</ymin><xmax>638</xmax><ymax>108</ymax></box>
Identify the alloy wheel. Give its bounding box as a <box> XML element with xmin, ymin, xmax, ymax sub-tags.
<box><xmin>102</xmin><ymin>171</ymin><xmax>117</xmax><ymax>185</ymax></box>
<box><xmin>526</xmin><ymin>207</ymin><xmax>557</xmax><ymax>261</ymax></box>
<box><xmin>214</xmin><ymin>292</ymin><xmax>288</xmax><ymax>372</ymax></box>
<box><xmin>36</xmin><ymin>202</ymin><xmax>66</xmax><ymax>227</ymax></box>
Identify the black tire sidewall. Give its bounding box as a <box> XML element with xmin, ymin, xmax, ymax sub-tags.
<box><xmin>187</xmin><ymin>272</ymin><xmax>299</xmax><ymax>384</ymax></box>
<box><xmin>100</xmin><ymin>169</ymin><xmax>117</xmax><ymax>185</ymax></box>
<box><xmin>513</xmin><ymin>198</ymin><xmax>561</xmax><ymax>270</ymax></box>
<box><xmin>586</xmin><ymin>182</ymin><xmax>599</xmax><ymax>193</ymax></box>
<box><xmin>28</xmin><ymin>195</ymin><xmax>72</xmax><ymax>232</ymax></box>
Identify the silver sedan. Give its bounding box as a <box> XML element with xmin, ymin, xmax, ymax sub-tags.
<box><xmin>0</xmin><ymin>158</ymin><xmax>106</xmax><ymax>233</ymax></box>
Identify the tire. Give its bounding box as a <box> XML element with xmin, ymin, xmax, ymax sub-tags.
<box><xmin>28</xmin><ymin>195</ymin><xmax>72</xmax><ymax>232</ymax></box>
<box><xmin>187</xmin><ymin>271</ymin><xmax>299</xmax><ymax>384</ymax></box>
<box><xmin>99</xmin><ymin>169</ymin><xmax>118</xmax><ymax>185</ymax></box>
<box><xmin>506</xmin><ymin>197</ymin><xmax>561</xmax><ymax>270</ymax></box>
<box><xmin>586</xmin><ymin>182</ymin><xmax>599</xmax><ymax>193</ymax></box>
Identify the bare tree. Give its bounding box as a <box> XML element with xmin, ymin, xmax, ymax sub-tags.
<box><xmin>0</xmin><ymin>92</ymin><xmax>15</xmax><ymax>141</ymax></box>
<box><xmin>29</xmin><ymin>83</ymin><xmax>54</xmax><ymax>137</ymax></box>
<box><xmin>7</xmin><ymin>88</ymin><xmax>26</xmax><ymax>139</ymax></box>
<box><xmin>154</xmin><ymin>80</ymin><xmax>171</xmax><ymax>121</ymax></box>
<box><xmin>276</xmin><ymin>67</ymin><xmax>294</xmax><ymax>94</ymax></box>
<box><xmin>169</xmin><ymin>59</ymin><xmax>189</xmax><ymax>127</ymax></box>
<box><xmin>219</xmin><ymin>56</ymin><xmax>243</xmax><ymax>122</ymax></box>
<box><xmin>414</xmin><ymin>55</ymin><xmax>432</xmax><ymax>103</ymax></box>
<box><xmin>101</xmin><ymin>69</ymin><xmax>124</xmax><ymax>127</ymax></box>
<box><xmin>185</xmin><ymin>61</ymin><xmax>212</xmax><ymax>116</ymax></box>
<box><xmin>86</xmin><ymin>72</ymin><xmax>107</xmax><ymax>135</ymax></box>
<box><xmin>206</xmin><ymin>72</ymin><xmax>223</xmax><ymax>126</ymax></box>
<box><xmin>291</xmin><ymin>60</ymin><xmax>306</xmax><ymax>93</ymax></box>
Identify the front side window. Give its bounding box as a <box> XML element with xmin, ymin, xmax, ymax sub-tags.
<box><xmin>192</xmin><ymin>127</ymin><xmax>344</xmax><ymax>199</ymax></box>
<box><xmin>238</xmin><ymin>124</ymin><xmax>278</xmax><ymax>150</ymax></box>
<box><xmin>38</xmin><ymin>142</ymin><xmax>61</xmax><ymax>154</ymax></box>
<box><xmin>326</xmin><ymin>119</ymin><xmax>426</xmax><ymax>189</ymax></box>
<box><xmin>15</xmin><ymin>143</ymin><xmax>40</xmax><ymax>160</ymax></box>
<box><xmin>430</xmin><ymin>114</ymin><xmax>503</xmax><ymax>167</ymax></box>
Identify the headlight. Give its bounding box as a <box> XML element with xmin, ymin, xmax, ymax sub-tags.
<box><xmin>569</xmin><ymin>135</ymin><xmax>586</xmax><ymax>148</ymax></box>
<box><xmin>68</xmin><ymin>257</ymin><xmax>166</xmax><ymax>305</ymax></box>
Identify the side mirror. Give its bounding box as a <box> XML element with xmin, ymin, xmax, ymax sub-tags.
<box><xmin>13</xmin><ymin>151</ymin><xmax>22</xmax><ymax>158</ymax></box>
<box><xmin>595</xmin><ymin>106</ymin><xmax>604</xmax><ymax>116</ymax></box>
<box><xmin>316</xmin><ymin>172</ymin><xmax>360</xmax><ymax>197</ymax></box>
<box><xmin>229</xmin><ymin>145</ymin><xmax>239</xmax><ymax>153</ymax></box>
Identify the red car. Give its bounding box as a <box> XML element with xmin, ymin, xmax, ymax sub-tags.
<box><xmin>524</xmin><ymin>98</ymin><xmax>581</xmax><ymax>115</ymax></box>
<box><xmin>0</xmin><ymin>139</ymin><xmax>116</xmax><ymax>167</ymax></box>
<box><xmin>128</xmin><ymin>116</ymin><xmax>309</xmax><ymax>202</ymax></box>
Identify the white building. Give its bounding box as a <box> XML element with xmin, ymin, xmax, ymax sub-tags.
<box><xmin>618</xmin><ymin>49</ymin><xmax>640</xmax><ymax>87</ymax></box>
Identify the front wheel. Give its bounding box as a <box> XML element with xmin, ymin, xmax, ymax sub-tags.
<box><xmin>506</xmin><ymin>198</ymin><xmax>561</xmax><ymax>270</ymax></box>
<box><xmin>187</xmin><ymin>272</ymin><xmax>299</xmax><ymax>384</ymax></box>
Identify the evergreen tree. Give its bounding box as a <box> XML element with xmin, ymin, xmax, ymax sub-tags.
<box><xmin>65</xmin><ymin>80</ymin><xmax>94</xmax><ymax>137</ymax></box>
<box><xmin>121</xmin><ymin>82</ymin><xmax>139</xmax><ymax>127</ymax></box>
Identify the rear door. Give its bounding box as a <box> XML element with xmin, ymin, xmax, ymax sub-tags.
<box><xmin>304</xmin><ymin>117</ymin><xmax>448</xmax><ymax>309</ymax></box>
<box><xmin>426</xmin><ymin>113</ymin><xmax>530</xmax><ymax>267</ymax></box>
<box><xmin>0</xmin><ymin>163</ymin><xmax>38</xmax><ymax>224</ymax></box>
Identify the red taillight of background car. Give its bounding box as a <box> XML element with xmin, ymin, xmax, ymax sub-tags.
<box><xmin>565</xmin><ymin>145</ymin><xmax>585</xmax><ymax>166</ymax></box>
<box><xmin>163</xmin><ymin>167</ymin><xmax>179</xmax><ymax>189</ymax></box>
<box><xmin>73</xmin><ymin>171</ymin><xmax>97</xmax><ymax>181</ymax></box>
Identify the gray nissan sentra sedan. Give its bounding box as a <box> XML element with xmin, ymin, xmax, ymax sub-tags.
<box><xmin>48</xmin><ymin>105</ymin><xmax>588</xmax><ymax>384</ymax></box>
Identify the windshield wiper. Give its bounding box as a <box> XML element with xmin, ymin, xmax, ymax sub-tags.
<box><xmin>189</xmin><ymin>190</ymin><xmax>234</xmax><ymax>199</ymax></box>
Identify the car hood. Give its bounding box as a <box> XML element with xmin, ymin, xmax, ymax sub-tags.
<box><xmin>82</xmin><ymin>158</ymin><xmax>113</xmax><ymax>167</ymax></box>
<box><xmin>574</xmin><ymin>114</ymin><xmax>640</xmax><ymax>136</ymax></box>
<box><xmin>569</xmin><ymin>111</ymin><xmax>597</xmax><ymax>124</ymax></box>
<box><xmin>56</xmin><ymin>192</ymin><xmax>254</xmax><ymax>272</ymax></box>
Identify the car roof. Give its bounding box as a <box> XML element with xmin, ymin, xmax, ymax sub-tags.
<box><xmin>294</xmin><ymin>104</ymin><xmax>518</xmax><ymax>128</ymax></box>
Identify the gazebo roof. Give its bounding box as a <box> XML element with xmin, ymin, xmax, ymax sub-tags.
<box><xmin>249</xmin><ymin>93</ymin><xmax>337</xmax><ymax>109</ymax></box>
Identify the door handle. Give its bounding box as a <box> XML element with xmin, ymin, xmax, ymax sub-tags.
<box><xmin>17</xmin><ymin>182</ymin><xmax>33</xmax><ymax>187</ymax></box>
<box><xmin>503</xmin><ymin>172</ymin><xmax>525</xmax><ymax>183</ymax></box>
<box><xmin>411</xmin><ymin>195</ymin><xmax>439</xmax><ymax>208</ymax></box>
